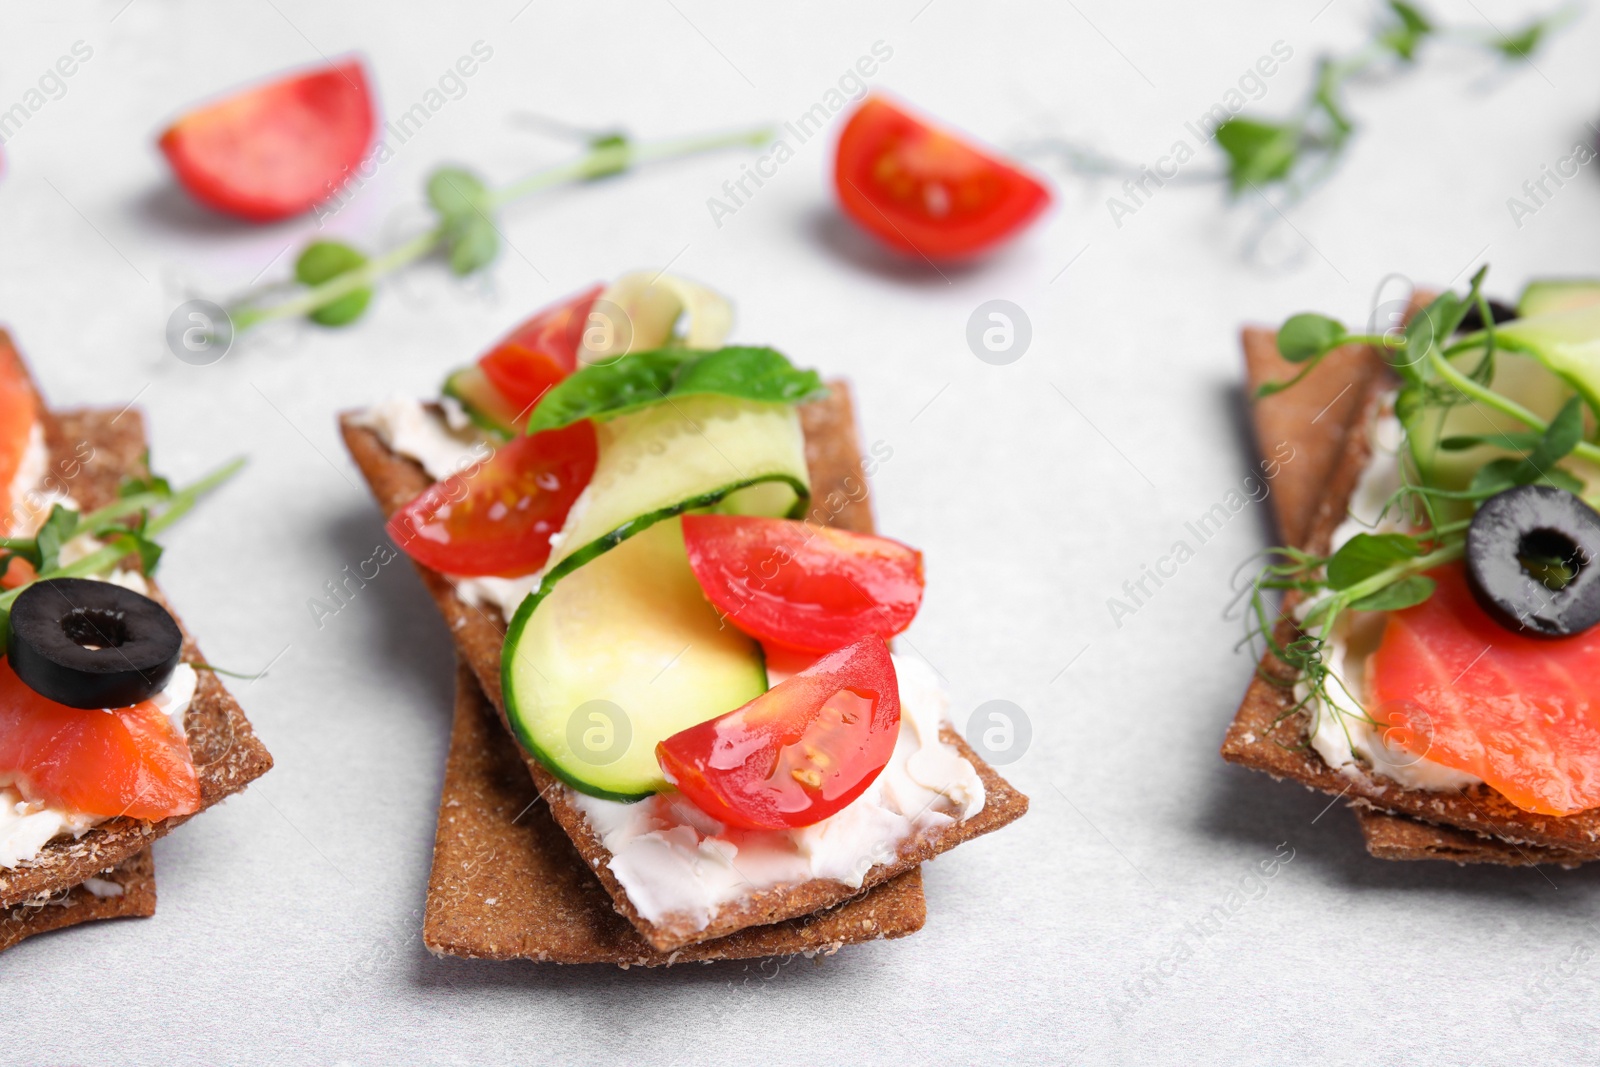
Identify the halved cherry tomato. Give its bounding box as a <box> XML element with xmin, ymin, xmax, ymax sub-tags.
<box><xmin>834</xmin><ymin>96</ymin><xmax>1051</xmax><ymax>260</ymax></box>
<box><xmin>478</xmin><ymin>285</ymin><xmax>603</xmax><ymax>418</ymax></box>
<box><xmin>0</xmin><ymin>658</ymin><xmax>199</xmax><ymax>820</ymax></box>
<box><xmin>158</xmin><ymin>57</ymin><xmax>376</xmax><ymax>222</ymax></box>
<box><xmin>682</xmin><ymin>515</ymin><xmax>924</xmax><ymax>654</ymax></box>
<box><xmin>387</xmin><ymin>422</ymin><xmax>596</xmax><ymax>578</ymax></box>
<box><xmin>657</xmin><ymin>636</ymin><xmax>900</xmax><ymax>830</ymax></box>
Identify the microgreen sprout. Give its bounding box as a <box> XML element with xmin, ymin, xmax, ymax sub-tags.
<box><xmin>1242</xmin><ymin>264</ymin><xmax>1595</xmax><ymax>737</ymax></box>
<box><xmin>221</xmin><ymin>124</ymin><xmax>775</xmax><ymax>336</ymax></box>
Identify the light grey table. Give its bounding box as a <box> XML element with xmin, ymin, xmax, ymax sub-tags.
<box><xmin>1</xmin><ymin>1</ymin><xmax>1596</xmax><ymax>1063</ymax></box>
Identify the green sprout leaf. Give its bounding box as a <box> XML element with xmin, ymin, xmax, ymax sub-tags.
<box><xmin>1349</xmin><ymin>574</ymin><xmax>1436</xmax><ymax>612</ymax></box>
<box><xmin>427</xmin><ymin>167</ymin><xmax>501</xmax><ymax>276</ymax></box>
<box><xmin>33</xmin><ymin>504</ymin><xmax>79</xmax><ymax>573</ymax></box>
<box><xmin>1214</xmin><ymin>118</ymin><xmax>1298</xmax><ymax>194</ymax></box>
<box><xmin>295</xmin><ymin>241</ymin><xmax>372</xmax><ymax>327</ymax></box>
<box><xmin>526</xmin><ymin>346</ymin><xmax>828</xmax><ymax>433</ymax></box>
<box><xmin>1382</xmin><ymin>0</ymin><xmax>1433</xmax><ymax>60</ymax></box>
<box><xmin>1326</xmin><ymin>532</ymin><xmax>1423</xmax><ymax>590</ymax></box>
<box><xmin>582</xmin><ymin>133</ymin><xmax>632</xmax><ymax>180</ymax></box>
<box><xmin>1496</xmin><ymin>19</ymin><xmax>1549</xmax><ymax>60</ymax></box>
<box><xmin>1438</xmin><ymin>431</ymin><xmax>1543</xmax><ymax>452</ymax></box>
<box><xmin>1277</xmin><ymin>313</ymin><xmax>1347</xmax><ymax>363</ymax></box>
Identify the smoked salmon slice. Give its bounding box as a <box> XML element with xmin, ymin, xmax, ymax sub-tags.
<box><xmin>1369</xmin><ymin>562</ymin><xmax>1600</xmax><ymax>816</ymax></box>
<box><xmin>0</xmin><ymin>658</ymin><xmax>199</xmax><ymax>821</ymax></box>
<box><xmin>0</xmin><ymin>337</ymin><xmax>39</xmax><ymax>522</ymax></box>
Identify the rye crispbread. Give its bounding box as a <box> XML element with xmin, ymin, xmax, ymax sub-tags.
<box><xmin>341</xmin><ymin>382</ymin><xmax>1028</xmax><ymax>953</ymax></box>
<box><xmin>424</xmin><ymin>659</ymin><xmax>927</xmax><ymax>964</ymax></box>
<box><xmin>0</xmin><ymin>333</ymin><xmax>274</xmax><ymax>909</ymax></box>
<box><xmin>1229</xmin><ymin>323</ymin><xmax>1600</xmax><ymax>862</ymax></box>
<box><xmin>0</xmin><ymin>849</ymin><xmax>156</xmax><ymax>952</ymax></box>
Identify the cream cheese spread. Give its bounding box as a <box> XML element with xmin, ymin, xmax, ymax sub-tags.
<box><xmin>0</xmin><ymin>429</ymin><xmax>200</xmax><ymax>868</ymax></box>
<box><xmin>569</xmin><ymin>655</ymin><xmax>983</xmax><ymax>931</ymax></box>
<box><xmin>365</xmin><ymin>393</ymin><xmax>988</xmax><ymax>930</ymax></box>
<box><xmin>1300</xmin><ymin>403</ymin><xmax>1483</xmax><ymax>792</ymax></box>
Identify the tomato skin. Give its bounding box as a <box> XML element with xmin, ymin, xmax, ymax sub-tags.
<box><xmin>158</xmin><ymin>58</ymin><xmax>375</xmax><ymax>222</ymax></box>
<box><xmin>478</xmin><ymin>285</ymin><xmax>603</xmax><ymax>419</ymax></box>
<box><xmin>0</xmin><ymin>658</ymin><xmax>199</xmax><ymax>820</ymax></box>
<box><xmin>682</xmin><ymin>515</ymin><xmax>924</xmax><ymax>654</ymax></box>
<box><xmin>0</xmin><ymin>337</ymin><xmax>39</xmax><ymax>526</ymax></box>
<box><xmin>833</xmin><ymin>96</ymin><xmax>1050</xmax><ymax>261</ymax></box>
<box><xmin>387</xmin><ymin>421</ymin><xmax>597</xmax><ymax>578</ymax></box>
<box><xmin>656</xmin><ymin>635</ymin><xmax>901</xmax><ymax>830</ymax></box>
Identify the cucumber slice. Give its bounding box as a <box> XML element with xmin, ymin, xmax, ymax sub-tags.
<box><xmin>501</xmin><ymin>517</ymin><xmax>767</xmax><ymax>799</ymax></box>
<box><xmin>1496</xmin><ymin>304</ymin><xmax>1600</xmax><ymax>417</ymax></box>
<box><xmin>1518</xmin><ymin>279</ymin><xmax>1600</xmax><ymax>318</ymax></box>
<box><xmin>1404</xmin><ymin>347</ymin><xmax>1575</xmax><ymax>491</ymax></box>
<box><xmin>535</xmin><ymin>394</ymin><xmax>810</xmax><ymax>606</ymax></box>
<box><xmin>442</xmin><ymin>365</ymin><xmax>520</xmax><ymax>440</ymax></box>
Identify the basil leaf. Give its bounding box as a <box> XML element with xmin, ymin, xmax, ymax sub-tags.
<box><xmin>528</xmin><ymin>349</ymin><xmax>695</xmax><ymax>433</ymax></box>
<box><xmin>427</xmin><ymin>167</ymin><xmax>501</xmax><ymax>276</ymax></box>
<box><xmin>1349</xmin><ymin>574</ymin><xmax>1435</xmax><ymax>612</ymax></box>
<box><xmin>1326</xmin><ymin>532</ymin><xmax>1422</xmax><ymax>590</ymax></box>
<box><xmin>296</xmin><ymin>241</ymin><xmax>372</xmax><ymax>327</ymax></box>
<box><xmin>1276</xmin><ymin>313</ymin><xmax>1347</xmax><ymax>363</ymax></box>
<box><xmin>526</xmin><ymin>346</ymin><xmax>827</xmax><ymax>433</ymax></box>
<box><xmin>1214</xmin><ymin>118</ymin><xmax>1298</xmax><ymax>193</ymax></box>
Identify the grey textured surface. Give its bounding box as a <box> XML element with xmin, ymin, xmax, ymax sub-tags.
<box><xmin>1</xmin><ymin>1</ymin><xmax>1598</xmax><ymax>1063</ymax></box>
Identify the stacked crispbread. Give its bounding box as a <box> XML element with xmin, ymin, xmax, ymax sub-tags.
<box><xmin>1225</xmin><ymin>324</ymin><xmax>1593</xmax><ymax>866</ymax></box>
<box><xmin>0</xmin><ymin>334</ymin><xmax>274</xmax><ymax>950</ymax></box>
<box><xmin>342</xmin><ymin>382</ymin><xmax>1028</xmax><ymax>963</ymax></box>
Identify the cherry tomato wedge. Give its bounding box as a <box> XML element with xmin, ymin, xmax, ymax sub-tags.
<box><xmin>657</xmin><ymin>636</ymin><xmax>900</xmax><ymax>830</ymax></box>
<box><xmin>158</xmin><ymin>57</ymin><xmax>376</xmax><ymax>222</ymax></box>
<box><xmin>0</xmin><ymin>658</ymin><xmax>199</xmax><ymax>821</ymax></box>
<box><xmin>682</xmin><ymin>515</ymin><xmax>924</xmax><ymax>654</ymax></box>
<box><xmin>387</xmin><ymin>421</ymin><xmax>597</xmax><ymax>578</ymax></box>
<box><xmin>834</xmin><ymin>95</ymin><xmax>1051</xmax><ymax>261</ymax></box>
<box><xmin>478</xmin><ymin>285</ymin><xmax>603</xmax><ymax>417</ymax></box>
<box><xmin>0</xmin><ymin>336</ymin><xmax>40</xmax><ymax>526</ymax></box>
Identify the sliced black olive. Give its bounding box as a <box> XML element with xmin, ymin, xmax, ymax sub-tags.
<box><xmin>1454</xmin><ymin>298</ymin><xmax>1519</xmax><ymax>335</ymax></box>
<box><xmin>6</xmin><ymin>578</ymin><xmax>182</xmax><ymax>709</ymax></box>
<box><xmin>1465</xmin><ymin>485</ymin><xmax>1600</xmax><ymax>637</ymax></box>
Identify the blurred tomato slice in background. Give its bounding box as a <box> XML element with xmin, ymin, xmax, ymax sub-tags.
<box><xmin>834</xmin><ymin>95</ymin><xmax>1050</xmax><ymax>261</ymax></box>
<box><xmin>159</xmin><ymin>57</ymin><xmax>376</xmax><ymax>222</ymax></box>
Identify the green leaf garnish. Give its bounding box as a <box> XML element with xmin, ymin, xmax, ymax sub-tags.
<box><xmin>296</xmin><ymin>241</ymin><xmax>372</xmax><ymax>327</ymax></box>
<box><xmin>1326</xmin><ymin>532</ymin><xmax>1423</xmax><ymax>590</ymax></box>
<box><xmin>1277</xmin><ymin>313</ymin><xmax>1348</xmax><ymax>363</ymax></box>
<box><xmin>526</xmin><ymin>346</ymin><xmax>828</xmax><ymax>433</ymax></box>
<box><xmin>1349</xmin><ymin>574</ymin><xmax>1436</xmax><ymax>612</ymax></box>
<box><xmin>427</xmin><ymin>167</ymin><xmax>500</xmax><ymax>276</ymax></box>
<box><xmin>1381</xmin><ymin>0</ymin><xmax>1433</xmax><ymax>60</ymax></box>
<box><xmin>1214</xmin><ymin>119</ymin><xmax>1297</xmax><ymax>194</ymax></box>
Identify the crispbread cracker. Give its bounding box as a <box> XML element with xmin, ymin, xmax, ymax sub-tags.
<box><xmin>0</xmin><ymin>849</ymin><xmax>156</xmax><ymax>952</ymax></box>
<box><xmin>1350</xmin><ymin>807</ymin><xmax>1589</xmax><ymax>866</ymax></box>
<box><xmin>342</xmin><ymin>382</ymin><xmax>1028</xmax><ymax>953</ymax></box>
<box><xmin>0</xmin><ymin>332</ymin><xmax>274</xmax><ymax>907</ymax></box>
<box><xmin>424</xmin><ymin>659</ymin><xmax>927</xmax><ymax>964</ymax></box>
<box><xmin>1229</xmin><ymin>323</ymin><xmax>1600</xmax><ymax>862</ymax></box>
